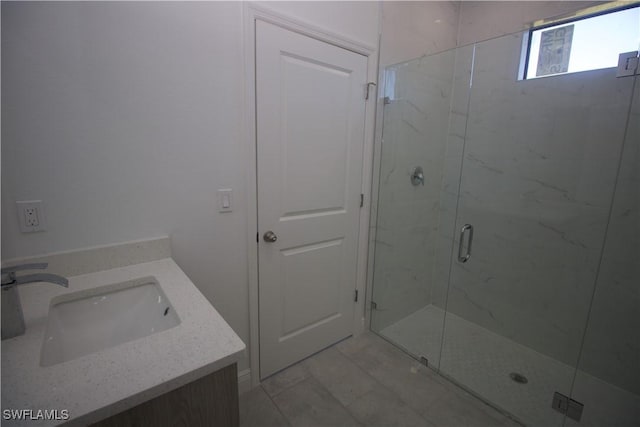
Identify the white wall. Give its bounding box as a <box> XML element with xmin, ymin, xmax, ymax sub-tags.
<box><xmin>258</xmin><ymin>1</ymin><xmax>380</xmax><ymax>50</ymax></box>
<box><xmin>2</xmin><ymin>1</ymin><xmax>250</xmax><ymax>371</ymax></box>
<box><xmin>1</xmin><ymin>1</ymin><xmax>380</xmax><ymax>376</ymax></box>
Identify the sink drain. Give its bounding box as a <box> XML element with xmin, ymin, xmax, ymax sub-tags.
<box><xmin>509</xmin><ymin>372</ymin><xmax>528</xmax><ymax>384</ymax></box>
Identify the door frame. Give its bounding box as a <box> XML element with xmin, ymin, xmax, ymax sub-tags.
<box><xmin>243</xmin><ymin>2</ymin><xmax>379</xmax><ymax>388</ymax></box>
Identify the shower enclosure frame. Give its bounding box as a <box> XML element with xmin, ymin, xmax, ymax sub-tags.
<box><xmin>366</xmin><ymin>24</ymin><xmax>639</xmax><ymax>426</ymax></box>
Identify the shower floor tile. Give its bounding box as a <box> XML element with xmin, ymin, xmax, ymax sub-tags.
<box><xmin>379</xmin><ymin>305</ymin><xmax>640</xmax><ymax>427</ymax></box>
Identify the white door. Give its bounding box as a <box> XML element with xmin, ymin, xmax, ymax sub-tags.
<box><xmin>256</xmin><ymin>20</ymin><xmax>368</xmax><ymax>378</ymax></box>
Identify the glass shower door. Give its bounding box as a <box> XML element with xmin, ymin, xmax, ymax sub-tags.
<box><xmin>369</xmin><ymin>47</ymin><xmax>462</xmax><ymax>366</ymax></box>
<box><xmin>567</xmin><ymin>75</ymin><xmax>639</xmax><ymax>427</ymax></box>
<box><xmin>439</xmin><ymin>32</ymin><xmax>637</xmax><ymax>426</ymax></box>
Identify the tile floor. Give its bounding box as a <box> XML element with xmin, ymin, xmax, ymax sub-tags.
<box><xmin>240</xmin><ymin>332</ymin><xmax>520</xmax><ymax>427</ymax></box>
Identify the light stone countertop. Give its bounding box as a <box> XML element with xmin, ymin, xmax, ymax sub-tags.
<box><xmin>1</xmin><ymin>257</ymin><xmax>246</xmax><ymax>426</ymax></box>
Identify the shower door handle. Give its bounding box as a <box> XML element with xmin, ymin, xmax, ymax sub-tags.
<box><xmin>457</xmin><ymin>224</ymin><xmax>474</xmax><ymax>263</ymax></box>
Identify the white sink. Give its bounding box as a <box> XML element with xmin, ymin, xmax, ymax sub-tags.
<box><xmin>40</xmin><ymin>276</ymin><xmax>180</xmax><ymax>367</ymax></box>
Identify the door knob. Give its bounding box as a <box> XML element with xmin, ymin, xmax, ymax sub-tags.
<box><xmin>263</xmin><ymin>231</ymin><xmax>278</xmax><ymax>243</ymax></box>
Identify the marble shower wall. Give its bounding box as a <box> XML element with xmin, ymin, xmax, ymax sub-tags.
<box><xmin>456</xmin><ymin>1</ymin><xmax>607</xmax><ymax>47</ymax></box>
<box><xmin>370</xmin><ymin>51</ymin><xmax>456</xmax><ymax>331</ymax></box>
<box><xmin>371</xmin><ymin>3</ymin><xmax>638</xmax><ymax>394</ymax></box>
<box><xmin>438</xmin><ymin>32</ymin><xmax>635</xmax><ymax>369</ymax></box>
<box><xmin>369</xmin><ymin>1</ymin><xmax>462</xmax><ymax>334</ymax></box>
<box><xmin>380</xmin><ymin>1</ymin><xmax>460</xmax><ymax>67</ymax></box>
<box><xmin>574</xmin><ymin>78</ymin><xmax>640</xmax><ymax>396</ymax></box>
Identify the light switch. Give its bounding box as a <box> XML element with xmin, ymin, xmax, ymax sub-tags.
<box><xmin>217</xmin><ymin>189</ymin><xmax>232</xmax><ymax>212</ymax></box>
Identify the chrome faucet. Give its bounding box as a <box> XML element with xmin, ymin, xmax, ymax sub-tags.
<box><xmin>1</xmin><ymin>263</ymin><xmax>68</xmax><ymax>340</ymax></box>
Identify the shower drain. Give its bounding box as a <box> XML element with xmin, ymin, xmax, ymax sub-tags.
<box><xmin>509</xmin><ymin>372</ymin><xmax>528</xmax><ymax>384</ymax></box>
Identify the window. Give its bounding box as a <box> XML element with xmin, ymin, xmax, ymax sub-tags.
<box><xmin>522</xmin><ymin>4</ymin><xmax>640</xmax><ymax>79</ymax></box>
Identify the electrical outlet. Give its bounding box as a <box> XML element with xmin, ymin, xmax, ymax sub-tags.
<box><xmin>16</xmin><ymin>200</ymin><xmax>46</xmax><ymax>233</ymax></box>
<box><xmin>25</xmin><ymin>207</ymin><xmax>39</xmax><ymax>227</ymax></box>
